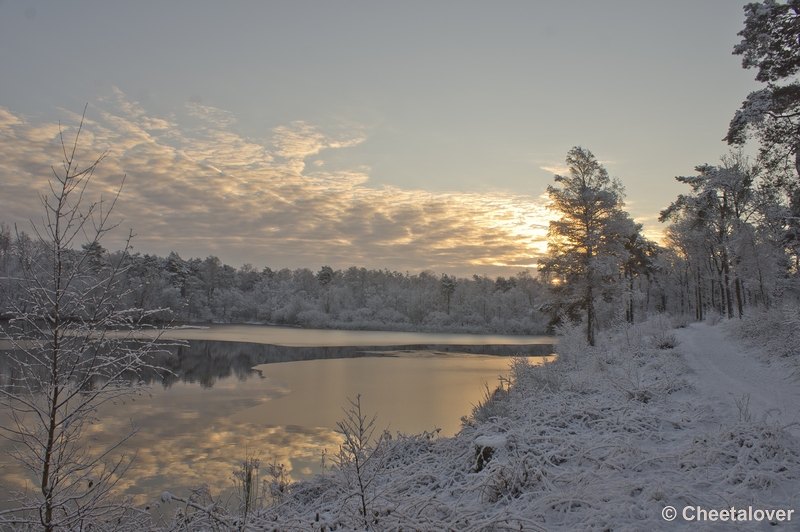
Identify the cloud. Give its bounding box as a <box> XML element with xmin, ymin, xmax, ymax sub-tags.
<box><xmin>631</xmin><ymin>214</ymin><xmax>667</xmax><ymax>244</ymax></box>
<box><xmin>270</xmin><ymin>121</ymin><xmax>366</xmax><ymax>174</ymax></box>
<box><xmin>186</xmin><ymin>102</ymin><xmax>237</xmax><ymax>128</ymax></box>
<box><xmin>0</xmin><ymin>92</ymin><xmax>554</xmax><ymax>276</ymax></box>
<box><xmin>541</xmin><ymin>159</ymin><xmax>617</xmax><ymax>177</ymax></box>
<box><xmin>539</xmin><ymin>164</ymin><xmax>569</xmax><ymax>176</ymax></box>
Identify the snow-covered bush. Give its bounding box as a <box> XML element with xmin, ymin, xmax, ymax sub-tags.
<box><xmin>271</xmin><ymin>293</ymin><xmax>310</xmax><ymax>324</ymax></box>
<box><xmin>727</xmin><ymin>303</ymin><xmax>800</xmax><ymax>376</ymax></box>
<box><xmin>296</xmin><ymin>308</ymin><xmax>332</xmax><ymax>328</ymax></box>
<box><xmin>704</xmin><ymin>308</ymin><xmax>723</xmax><ymax>325</ymax></box>
<box><xmin>374</xmin><ymin>306</ymin><xmax>409</xmax><ymax>325</ymax></box>
<box><xmin>678</xmin><ymin>421</ymin><xmax>799</xmax><ymax>491</ymax></box>
<box><xmin>466</xmin><ymin>383</ymin><xmax>511</xmax><ymax>425</ymax></box>
<box><xmin>508</xmin><ymin>355</ymin><xmax>561</xmax><ymax>396</ymax></box>
<box><xmin>422</xmin><ymin>310</ymin><xmax>453</xmax><ymax>331</ymax></box>
<box><xmin>330</xmin><ymin>395</ymin><xmax>391</xmax><ymax>529</ymax></box>
<box><xmin>458</xmin><ymin>311</ymin><xmax>486</xmax><ymax>327</ymax></box>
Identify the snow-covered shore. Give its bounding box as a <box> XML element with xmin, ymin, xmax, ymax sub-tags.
<box><xmin>156</xmin><ymin>315</ymin><xmax>800</xmax><ymax>531</ymax></box>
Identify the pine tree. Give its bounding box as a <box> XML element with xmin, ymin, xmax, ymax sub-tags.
<box><xmin>539</xmin><ymin>147</ymin><xmax>634</xmax><ymax>346</ymax></box>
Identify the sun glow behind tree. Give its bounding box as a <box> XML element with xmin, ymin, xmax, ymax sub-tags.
<box><xmin>539</xmin><ymin>147</ymin><xmax>648</xmax><ymax>346</ymax></box>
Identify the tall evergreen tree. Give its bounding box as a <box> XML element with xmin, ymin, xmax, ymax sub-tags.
<box><xmin>726</xmin><ymin>1</ymin><xmax>800</xmax><ymax>178</ymax></box>
<box><xmin>539</xmin><ymin>147</ymin><xmax>633</xmax><ymax>346</ymax></box>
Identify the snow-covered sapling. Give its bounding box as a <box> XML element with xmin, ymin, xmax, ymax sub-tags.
<box><xmin>332</xmin><ymin>394</ymin><xmax>388</xmax><ymax>529</ymax></box>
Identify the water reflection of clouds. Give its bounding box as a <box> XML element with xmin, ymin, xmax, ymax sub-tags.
<box><xmin>1</xmin><ymin>377</ymin><xmax>342</xmax><ymax>507</ymax></box>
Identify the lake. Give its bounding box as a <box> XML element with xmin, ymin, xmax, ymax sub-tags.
<box><xmin>0</xmin><ymin>324</ymin><xmax>554</xmax><ymax>508</ymax></box>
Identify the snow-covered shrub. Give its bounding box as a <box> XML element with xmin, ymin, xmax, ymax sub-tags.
<box><xmin>727</xmin><ymin>303</ymin><xmax>800</xmax><ymax>376</ymax></box>
<box><xmin>296</xmin><ymin>309</ymin><xmax>332</xmax><ymax>328</ymax></box>
<box><xmin>265</xmin><ymin>460</ymin><xmax>290</xmax><ymax>505</ymax></box>
<box><xmin>422</xmin><ymin>310</ymin><xmax>453</xmax><ymax>331</ymax></box>
<box><xmin>551</xmin><ymin>318</ymin><xmax>587</xmax><ymax>368</ymax></box>
<box><xmin>509</xmin><ymin>355</ymin><xmax>561</xmax><ymax>396</ymax></box>
<box><xmin>678</xmin><ymin>421</ymin><xmax>800</xmax><ymax>491</ymax></box>
<box><xmin>458</xmin><ymin>311</ymin><xmax>486</xmax><ymax>327</ymax></box>
<box><xmin>653</xmin><ymin>331</ymin><xmax>677</xmax><ymax>349</ymax></box>
<box><xmin>598</xmin><ymin>316</ymin><xmax>686</xmax><ymax>403</ymax></box>
<box><xmin>332</xmin><ymin>307</ymin><xmax>378</xmax><ymax>328</ymax></box>
<box><xmin>353</xmin><ymin>306</ymin><xmax>376</xmax><ymax>322</ymax></box>
<box><xmin>643</xmin><ymin>312</ymin><xmax>678</xmax><ymax>349</ymax></box>
<box><xmin>671</xmin><ymin>313</ymin><xmax>691</xmax><ymax>329</ymax></box>
<box><xmin>704</xmin><ymin>308</ymin><xmax>722</xmax><ymax>325</ymax></box>
<box><xmin>375</xmin><ymin>306</ymin><xmax>409</xmax><ymax>325</ymax></box>
<box><xmin>330</xmin><ymin>395</ymin><xmax>390</xmax><ymax>529</ymax></box>
<box><xmin>467</xmin><ymin>383</ymin><xmax>510</xmax><ymax>425</ymax></box>
<box><xmin>271</xmin><ymin>293</ymin><xmax>309</xmax><ymax>324</ymax></box>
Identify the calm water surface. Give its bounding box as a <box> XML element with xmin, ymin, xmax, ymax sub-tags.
<box><xmin>0</xmin><ymin>324</ymin><xmax>554</xmax><ymax>507</ymax></box>
<box><xmin>157</xmin><ymin>323</ymin><xmax>555</xmax><ymax>347</ymax></box>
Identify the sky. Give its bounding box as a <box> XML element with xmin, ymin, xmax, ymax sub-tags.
<box><xmin>0</xmin><ymin>1</ymin><xmax>762</xmax><ymax>277</ymax></box>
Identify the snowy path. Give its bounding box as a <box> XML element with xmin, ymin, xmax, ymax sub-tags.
<box><xmin>675</xmin><ymin>322</ymin><xmax>800</xmax><ymax>435</ymax></box>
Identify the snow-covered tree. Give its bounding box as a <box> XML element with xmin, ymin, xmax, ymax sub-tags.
<box><xmin>621</xmin><ymin>230</ymin><xmax>660</xmax><ymax>323</ymax></box>
<box><xmin>660</xmin><ymin>153</ymin><xmax>762</xmax><ymax>318</ymax></box>
<box><xmin>440</xmin><ymin>273</ymin><xmax>456</xmax><ymax>315</ymax></box>
<box><xmin>538</xmin><ymin>147</ymin><xmax>633</xmax><ymax>345</ymax></box>
<box><xmin>0</xmin><ymin>112</ymin><xmax>166</xmax><ymax>530</ymax></box>
<box><xmin>723</xmin><ymin>1</ymin><xmax>800</xmax><ymax>273</ymax></box>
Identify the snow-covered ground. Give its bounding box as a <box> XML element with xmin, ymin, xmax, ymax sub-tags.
<box><xmin>153</xmin><ymin>317</ymin><xmax>800</xmax><ymax>531</ymax></box>
<box><xmin>676</xmin><ymin>322</ymin><xmax>800</xmax><ymax>436</ymax></box>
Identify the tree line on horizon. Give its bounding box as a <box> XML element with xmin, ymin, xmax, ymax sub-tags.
<box><xmin>1</xmin><ymin>214</ymin><xmax>680</xmax><ymax>336</ymax></box>
<box><xmin>0</xmin><ymin>227</ymin><xmax>558</xmax><ymax>335</ymax></box>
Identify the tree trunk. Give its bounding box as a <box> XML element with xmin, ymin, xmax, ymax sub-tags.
<box><xmin>586</xmin><ymin>284</ymin><xmax>595</xmax><ymax>346</ymax></box>
<box><xmin>696</xmin><ymin>265</ymin><xmax>703</xmax><ymax>321</ymax></box>
<box><xmin>722</xmin><ymin>248</ymin><xmax>734</xmax><ymax>319</ymax></box>
<box><xmin>627</xmin><ymin>272</ymin><xmax>635</xmax><ymax>324</ymax></box>
<box><xmin>735</xmin><ymin>276</ymin><xmax>744</xmax><ymax>318</ymax></box>
<box><xmin>710</xmin><ymin>275</ymin><xmax>717</xmax><ymax>315</ymax></box>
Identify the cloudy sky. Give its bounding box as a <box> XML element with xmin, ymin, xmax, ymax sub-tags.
<box><xmin>0</xmin><ymin>1</ymin><xmax>760</xmax><ymax>276</ymax></box>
